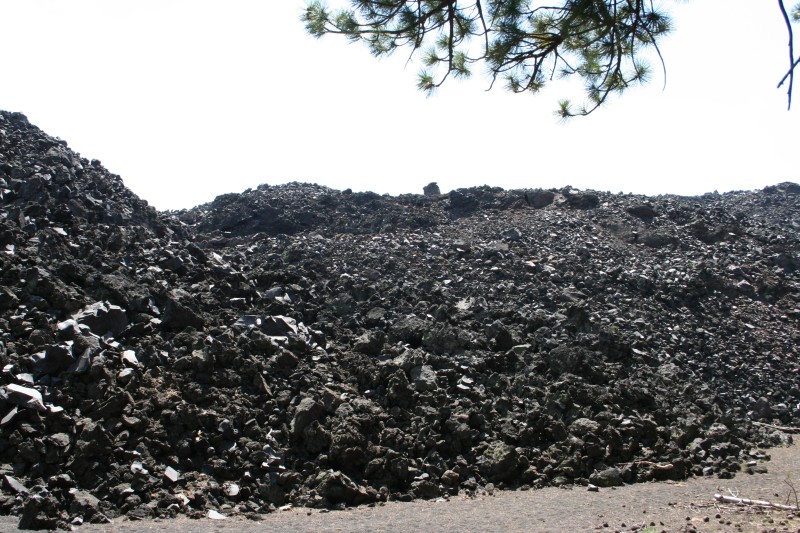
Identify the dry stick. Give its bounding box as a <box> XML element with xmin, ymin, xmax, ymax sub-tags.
<box><xmin>616</xmin><ymin>461</ymin><xmax>674</xmax><ymax>470</ymax></box>
<box><xmin>752</xmin><ymin>421</ymin><xmax>800</xmax><ymax>433</ymax></box>
<box><xmin>778</xmin><ymin>0</ymin><xmax>796</xmax><ymax>109</ymax></box>
<box><xmin>714</xmin><ymin>493</ymin><xmax>799</xmax><ymax>512</ymax></box>
<box><xmin>637</xmin><ymin>461</ymin><xmax>673</xmax><ymax>470</ymax></box>
<box><xmin>785</xmin><ymin>479</ymin><xmax>799</xmax><ymax>509</ymax></box>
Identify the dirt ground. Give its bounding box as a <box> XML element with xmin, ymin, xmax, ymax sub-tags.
<box><xmin>3</xmin><ymin>445</ymin><xmax>800</xmax><ymax>533</ymax></box>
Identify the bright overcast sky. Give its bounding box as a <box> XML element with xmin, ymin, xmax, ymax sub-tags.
<box><xmin>1</xmin><ymin>1</ymin><xmax>798</xmax><ymax>210</ymax></box>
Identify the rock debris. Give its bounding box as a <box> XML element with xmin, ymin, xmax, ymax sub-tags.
<box><xmin>0</xmin><ymin>110</ymin><xmax>798</xmax><ymax>528</ymax></box>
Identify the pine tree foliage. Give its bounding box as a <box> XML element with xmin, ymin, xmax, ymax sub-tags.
<box><xmin>305</xmin><ymin>1</ymin><xmax>800</xmax><ymax>115</ymax></box>
<box><xmin>304</xmin><ymin>0</ymin><xmax>671</xmax><ymax>117</ymax></box>
<box><xmin>778</xmin><ymin>0</ymin><xmax>800</xmax><ymax>110</ymax></box>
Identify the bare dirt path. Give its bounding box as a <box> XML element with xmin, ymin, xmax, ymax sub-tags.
<box><xmin>3</xmin><ymin>445</ymin><xmax>799</xmax><ymax>533</ymax></box>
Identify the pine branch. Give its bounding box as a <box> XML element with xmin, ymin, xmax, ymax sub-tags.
<box><xmin>778</xmin><ymin>0</ymin><xmax>796</xmax><ymax>110</ymax></box>
<box><xmin>306</xmin><ymin>1</ymin><xmax>671</xmax><ymax>116</ymax></box>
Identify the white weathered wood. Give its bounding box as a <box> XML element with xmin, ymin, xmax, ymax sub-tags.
<box><xmin>753</xmin><ymin>421</ymin><xmax>800</xmax><ymax>433</ymax></box>
<box><xmin>714</xmin><ymin>493</ymin><xmax>799</xmax><ymax>511</ymax></box>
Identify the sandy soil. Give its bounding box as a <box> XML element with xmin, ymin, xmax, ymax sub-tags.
<box><xmin>3</xmin><ymin>445</ymin><xmax>800</xmax><ymax>533</ymax></box>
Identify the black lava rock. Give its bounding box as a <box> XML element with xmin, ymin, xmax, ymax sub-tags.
<box><xmin>0</xmin><ymin>110</ymin><xmax>798</xmax><ymax>528</ymax></box>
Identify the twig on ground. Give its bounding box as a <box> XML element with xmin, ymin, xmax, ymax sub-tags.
<box><xmin>753</xmin><ymin>421</ymin><xmax>800</xmax><ymax>433</ymax></box>
<box><xmin>785</xmin><ymin>478</ymin><xmax>799</xmax><ymax>509</ymax></box>
<box><xmin>618</xmin><ymin>461</ymin><xmax>674</xmax><ymax>470</ymax></box>
<box><xmin>714</xmin><ymin>493</ymin><xmax>800</xmax><ymax>511</ymax></box>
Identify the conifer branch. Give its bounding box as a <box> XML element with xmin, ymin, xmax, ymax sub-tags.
<box><xmin>306</xmin><ymin>1</ymin><xmax>800</xmax><ymax>116</ymax></box>
<box><xmin>778</xmin><ymin>0</ymin><xmax>796</xmax><ymax>109</ymax></box>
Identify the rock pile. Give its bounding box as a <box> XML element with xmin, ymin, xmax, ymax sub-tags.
<box><xmin>0</xmin><ymin>110</ymin><xmax>799</xmax><ymax>529</ymax></box>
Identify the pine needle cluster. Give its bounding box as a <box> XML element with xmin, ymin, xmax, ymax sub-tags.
<box><xmin>304</xmin><ymin>1</ymin><xmax>798</xmax><ymax>116</ymax></box>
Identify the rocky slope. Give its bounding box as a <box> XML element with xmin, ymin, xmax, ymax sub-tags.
<box><xmin>0</xmin><ymin>110</ymin><xmax>798</xmax><ymax>529</ymax></box>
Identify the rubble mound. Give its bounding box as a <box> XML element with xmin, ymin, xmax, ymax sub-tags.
<box><xmin>1</xmin><ymin>110</ymin><xmax>799</xmax><ymax>529</ymax></box>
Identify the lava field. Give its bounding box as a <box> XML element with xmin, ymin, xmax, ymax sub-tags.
<box><xmin>0</xmin><ymin>110</ymin><xmax>798</xmax><ymax>529</ymax></box>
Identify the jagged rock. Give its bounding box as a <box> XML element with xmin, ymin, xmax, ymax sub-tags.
<box><xmin>524</xmin><ymin>189</ymin><xmax>555</xmax><ymax>208</ymax></box>
<box><xmin>68</xmin><ymin>489</ymin><xmax>110</xmax><ymax>524</ymax></box>
<box><xmin>18</xmin><ymin>487</ymin><xmax>65</xmax><ymax>530</ymax></box>
<box><xmin>31</xmin><ymin>345</ymin><xmax>74</xmax><ymax>376</ymax></box>
<box><xmin>72</xmin><ymin>302</ymin><xmax>128</xmax><ymax>336</ymax></box>
<box><xmin>3</xmin><ymin>475</ymin><xmax>28</xmax><ymax>494</ymax></box>
<box><xmin>627</xmin><ymin>204</ymin><xmax>658</xmax><ymax>219</ymax></box>
<box><xmin>291</xmin><ymin>398</ymin><xmax>326</xmax><ymax>442</ymax></box>
<box><xmin>161</xmin><ymin>294</ymin><xmax>204</xmax><ymax>330</ymax></box>
<box><xmin>479</xmin><ymin>442</ymin><xmax>519</xmax><ymax>483</ymax></box>
<box><xmin>423</xmin><ymin>182</ymin><xmax>441</xmax><ymax>196</ymax></box>
<box><xmin>545</xmin><ymin>346</ymin><xmax>601</xmax><ymax>381</ymax></box>
<box><xmin>570</xmin><ymin>418</ymin><xmax>601</xmax><ymax>437</ymax></box>
<box><xmin>391</xmin><ymin>316</ymin><xmax>428</xmax><ymax>346</ymax></box>
<box><xmin>261</xmin><ymin>315</ymin><xmax>299</xmax><ymax>336</ymax></box>
<box><xmin>1</xmin><ymin>384</ymin><xmax>46</xmax><ymax>412</ymax></box>
<box><xmin>312</xmin><ymin>470</ymin><xmax>371</xmax><ymax>505</ymax></box>
<box><xmin>422</xmin><ymin>324</ymin><xmax>470</xmax><ymax>354</ymax></box>
<box><xmin>409</xmin><ymin>365</ymin><xmax>438</xmax><ymax>392</ymax></box>
<box><xmin>448</xmin><ymin>190</ymin><xmax>479</xmax><ymax>215</ymax></box>
<box><xmin>639</xmin><ymin>231</ymin><xmax>677</xmax><ymax>248</ymax></box>
<box><xmin>66</xmin><ymin>348</ymin><xmax>93</xmax><ymax>374</ymax></box>
<box><xmin>565</xmin><ymin>191</ymin><xmax>599</xmax><ymax>209</ymax></box>
<box><xmin>0</xmin><ymin>287</ymin><xmax>19</xmax><ymax>311</ymax></box>
<box><xmin>386</xmin><ymin>370</ymin><xmax>414</xmax><ymax>408</ymax></box>
<box><xmin>74</xmin><ymin>420</ymin><xmax>114</xmax><ymax>459</ymax></box>
<box><xmin>207</xmin><ymin>510</ymin><xmax>227</xmax><ymax>520</ymax></box>
<box><xmin>353</xmin><ymin>331</ymin><xmax>385</xmax><ymax>356</ymax></box>
<box><xmin>485</xmin><ymin>320</ymin><xmax>514</xmax><ymax>351</ymax></box>
<box><xmin>191</xmin><ymin>349</ymin><xmax>214</xmax><ymax>372</ymax></box>
<box><xmin>589</xmin><ymin>467</ymin><xmax>623</xmax><ymax>487</ymax></box>
<box><xmin>164</xmin><ymin>467</ymin><xmax>180</xmax><ymax>483</ymax></box>
<box><xmin>440</xmin><ymin>470</ymin><xmax>459</xmax><ymax>486</ymax></box>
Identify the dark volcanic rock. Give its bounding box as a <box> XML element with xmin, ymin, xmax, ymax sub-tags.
<box><xmin>524</xmin><ymin>189</ymin><xmax>555</xmax><ymax>208</ymax></box>
<box><xmin>72</xmin><ymin>301</ymin><xmax>128</xmax><ymax>336</ymax></box>
<box><xmin>423</xmin><ymin>182</ymin><xmax>441</xmax><ymax>196</ymax></box>
<box><xmin>628</xmin><ymin>204</ymin><xmax>658</xmax><ymax>219</ymax></box>
<box><xmin>1</xmin><ymin>110</ymin><xmax>799</xmax><ymax>528</ymax></box>
<box><xmin>565</xmin><ymin>190</ymin><xmax>599</xmax><ymax>209</ymax></box>
<box><xmin>589</xmin><ymin>467</ymin><xmax>623</xmax><ymax>488</ymax></box>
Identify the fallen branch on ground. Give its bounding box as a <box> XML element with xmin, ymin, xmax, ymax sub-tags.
<box><xmin>714</xmin><ymin>493</ymin><xmax>800</xmax><ymax>511</ymax></box>
<box><xmin>617</xmin><ymin>461</ymin><xmax>673</xmax><ymax>470</ymax></box>
<box><xmin>752</xmin><ymin>421</ymin><xmax>800</xmax><ymax>433</ymax></box>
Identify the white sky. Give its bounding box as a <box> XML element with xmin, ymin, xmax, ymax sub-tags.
<box><xmin>1</xmin><ymin>0</ymin><xmax>798</xmax><ymax>210</ymax></box>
